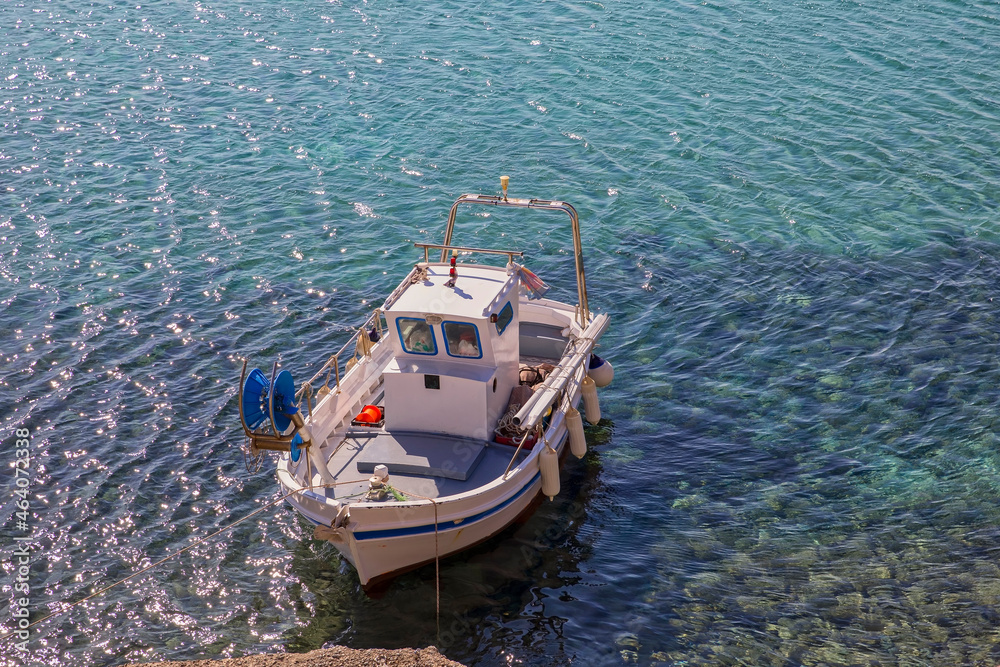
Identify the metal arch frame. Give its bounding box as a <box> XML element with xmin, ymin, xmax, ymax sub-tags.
<box><xmin>440</xmin><ymin>194</ymin><xmax>590</xmax><ymax>325</ymax></box>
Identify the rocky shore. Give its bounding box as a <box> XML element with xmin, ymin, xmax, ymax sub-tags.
<box><xmin>129</xmin><ymin>646</ymin><xmax>465</xmax><ymax>667</ymax></box>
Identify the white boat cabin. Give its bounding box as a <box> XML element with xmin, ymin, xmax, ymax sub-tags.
<box><xmin>382</xmin><ymin>263</ymin><xmax>521</xmax><ymax>441</ymax></box>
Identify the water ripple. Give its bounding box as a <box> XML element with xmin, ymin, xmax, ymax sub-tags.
<box><xmin>3</xmin><ymin>0</ymin><xmax>1000</xmax><ymax>665</ymax></box>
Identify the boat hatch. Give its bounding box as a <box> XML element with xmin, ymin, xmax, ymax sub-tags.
<box><xmin>354</xmin><ymin>431</ymin><xmax>488</xmax><ymax>481</ymax></box>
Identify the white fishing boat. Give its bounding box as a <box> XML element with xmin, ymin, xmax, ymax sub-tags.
<box><xmin>237</xmin><ymin>178</ymin><xmax>613</xmax><ymax>590</ymax></box>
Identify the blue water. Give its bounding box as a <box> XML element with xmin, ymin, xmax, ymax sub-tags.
<box><xmin>2</xmin><ymin>0</ymin><xmax>1000</xmax><ymax>665</ymax></box>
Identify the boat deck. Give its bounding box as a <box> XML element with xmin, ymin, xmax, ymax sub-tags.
<box><xmin>320</xmin><ymin>428</ymin><xmax>529</xmax><ymax>502</ymax></box>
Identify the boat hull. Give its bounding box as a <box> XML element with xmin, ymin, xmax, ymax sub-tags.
<box><xmin>348</xmin><ymin>470</ymin><xmax>545</xmax><ymax>588</ymax></box>
<box><xmin>287</xmin><ymin>426</ymin><xmax>568</xmax><ymax>588</ymax></box>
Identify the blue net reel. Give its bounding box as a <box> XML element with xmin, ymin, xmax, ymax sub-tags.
<box><xmin>270</xmin><ymin>370</ymin><xmax>298</xmax><ymax>433</ymax></box>
<box><xmin>241</xmin><ymin>367</ymin><xmax>299</xmax><ymax>433</ymax></box>
<box><xmin>241</xmin><ymin>368</ymin><xmax>271</xmax><ymax>430</ymax></box>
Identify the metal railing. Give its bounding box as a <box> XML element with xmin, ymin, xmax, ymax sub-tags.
<box><xmin>295</xmin><ymin>308</ymin><xmax>386</xmax><ymax>417</ymax></box>
<box><xmin>440</xmin><ymin>192</ymin><xmax>590</xmax><ymax>325</ymax></box>
<box><xmin>413</xmin><ymin>242</ymin><xmax>524</xmax><ymax>265</ymax></box>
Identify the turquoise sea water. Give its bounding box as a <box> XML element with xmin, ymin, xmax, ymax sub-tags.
<box><xmin>2</xmin><ymin>0</ymin><xmax>1000</xmax><ymax>664</ymax></box>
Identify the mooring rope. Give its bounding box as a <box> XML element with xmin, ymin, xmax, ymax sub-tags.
<box><xmin>0</xmin><ymin>478</ymin><xmax>368</xmax><ymax>645</ymax></box>
<box><xmin>434</xmin><ymin>498</ymin><xmax>440</xmax><ymax>641</ymax></box>
<box><xmin>383</xmin><ymin>485</ymin><xmax>441</xmax><ymax>640</ymax></box>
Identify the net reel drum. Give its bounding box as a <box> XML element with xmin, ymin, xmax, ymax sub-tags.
<box><xmin>238</xmin><ymin>359</ymin><xmax>313</xmax><ymax>469</ymax></box>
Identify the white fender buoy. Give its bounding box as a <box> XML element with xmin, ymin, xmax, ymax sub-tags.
<box><xmin>589</xmin><ymin>354</ymin><xmax>614</xmax><ymax>388</ymax></box>
<box><xmin>581</xmin><ymin>375</ymin><xmax>601</xmax><ymax>425</ymax></box>
<box><xmin>566</xmin><ymin>406</ymin><xmax>587</xmax><ymax>459</ymax></box>
<box><xmin>540</xmin><ymin>445</ymin><xmax>560</xmax><ymax>500</ymax></box>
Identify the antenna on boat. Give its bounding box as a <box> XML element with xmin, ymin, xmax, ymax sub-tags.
<box><xmin>500</xmin><ymin>174</ymin><xmax>509</xmax><ymax>201</ymax></box>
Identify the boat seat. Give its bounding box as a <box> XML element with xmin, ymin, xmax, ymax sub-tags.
<box><xmin>354</xmin><ymin>430</ymin><xmax>488</xmax><ymax>481</ymax></box>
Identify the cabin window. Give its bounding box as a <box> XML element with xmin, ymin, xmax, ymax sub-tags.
<box><xmin>442</xmin><ymin>321</ymin><xmax>482</xmax><ymax>359</ymax></box>
<box><xmin>397</xmin><ymin>317</ymin><xmax>437</xmax><ymax>355</ymax></box>
<box><xmin>494</xmin><ymin>301</ymin><xmax>513</xmax><ymax>336</ymax></box>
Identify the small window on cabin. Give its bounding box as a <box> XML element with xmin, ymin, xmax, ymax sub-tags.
<box><xmin>443</xmin><ymin>321</ymin><xmax>482</xmax><ymax>359</ymax></box>
<box><xmin>494</xmin><ymin>302</ymin><xmax>513</xmax><ymax>336</ymax></box>
<box><xmin>397</xmin><ymin>317</ymin><xmax>437</xmax><ymax>355</ymax></box>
